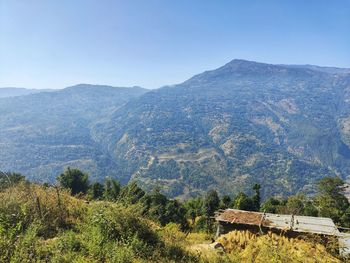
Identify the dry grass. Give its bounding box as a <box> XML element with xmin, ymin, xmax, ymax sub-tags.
<box><xmin>217</xmin><ymin>230</ymin><xmax>341</xmax><ymax>263</ymax></box>
<box><xmin>0</xmin><ymin>182</ymin><xmax>87</xmax><ymax>236</ymax></box>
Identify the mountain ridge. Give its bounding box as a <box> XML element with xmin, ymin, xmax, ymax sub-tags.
<box><xmin>0</xmin><ymin>87</ymin><xmax>55</xmax><ymax>98</ymax></box>
<box><xmin>92</xmin><ymin>60</ymin><xmax>350</xmax><ymax>199</ymax></box>
<box><xmin>1</xmin><ymin>60</ymin><xmax>350</xmax><ymax>199</ymax></box>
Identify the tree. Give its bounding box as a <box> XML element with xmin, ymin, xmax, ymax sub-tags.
<box><xmin>260</xmin><ymin>197</ymin><xmax>283</xmax><ymax>213</ymax></box>
<box><xmin>184</xmin><ymin>197</ymin><xmax>203</xmax><ymax>225</ymax></box>
<box><xmin>283</xmin><ymin>194</ymin><xmax>306</xmax><ymax>215</ymax></box>
<box><xmin>340</xmin><ymin>207</ymin><xmax>350</xmax><ymax>228</ymax></box>
<box><xmin>315</xmin><ymin>177</ymin><xmax>349</xmax><ymax>224</ymax></box>
<box><xmin>203</xmin><ymin>189</ymin><xmax>220</xmax><ymax>217</ymax></box>
<box><xmin>57</xmin><ymin>167</ymin><xmax>89</xmax><ymax>195</ymax></box>
<box><xmin>119</xmin><ymin>181</ymin><xmax>145</xmax><ymax>204</ymax></box>
<box><xmin>88</xmin><ymin>182</ymin><xmax>104</xmax><ymax>200</ymax></box>
<box><xmin>203</xmin><ymin>189</ymin><xmax>220</xmax><ymax>231</ymax></box>
<box><xmin>164</xmin><ymin>200</ymin><xmax>188</xmax><ymax>230</ymax></box>
<box><xmin>252</xmin><ymin>184</ymin><xmax>261</xmax><ymax>211</ymax></box>
<box><xmin>138</xmin><ymin>188</ymin><xmax>188</xmax><ymax>230</ymax></box>
<box><xmin>220</xmin><ymin>195</ymin><xmax>231</xmax><ymax>209</ymax></box>
<box><xmin>303</xmin><ymin>200</ymin><xmax>318</xmax><ymax>217</ymax></box>
<box><xmin>104</xmin><ymin>178</ymin><xmax>121</xmax><ymax>201</ymax></box>
<box><xmin>141</xmin><ymin>188</ymin><xmax>168</xmax><ymax>225</ymax></box>
<box><xmin>232</xmin><ymin>192</ymin><xmax>255</xmax><ymax>211</ymax></box>
<box><xmin>231</xmin><ymin>184</ymin><xmax>261</xmax><ymax>212</ymax></box>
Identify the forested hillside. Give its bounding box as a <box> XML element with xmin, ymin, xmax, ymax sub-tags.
<box><xmin>0</xmin><ymin>84</ymin><xmax>147</xmax><ymax>182</ymax></box>
<box><xmin>1</xmin><ymin>60</ymin><xmax>350</xmax><ymax>199</ymax></box>
<box><xmin>95</xmin><ymin>60</ymin><xmax>350</xmax><ymax>199</ymax></box>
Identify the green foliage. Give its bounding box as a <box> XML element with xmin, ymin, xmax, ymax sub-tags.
<box><xmin>282</xmin><ymin>194</ymin><xmax>317</xmax><ymax>216</ymax></box>
<box><xmin>260</xmin><ymin>197</ymin><xmax>283</xmax><ymax>213</ymax></box>
<box><xmin>141</xmin><ymin>188</ymin><xmax>168</xmax><ymax>225</ymax></box>
<box><xmin>252</xmin><ymin>184</ymin><xmax>261</xmax><ymax>211</ymax></box>
<box><xmin>84</xmin><ymin>203</ymin><xmax>159</xmax><ymax>249</ymax></box>
<box><xmin>88</xmin><ymin>182</ymin><xmax>104</xmax><ymax>200</ymax></box>
<box><xmin>261</xmin><ymin>194</ymin><xmax>319</xmax><ymax>217</ymax></box>
<box><xmin>119</xmin><ymin>181</ymin><xmax>145</xmax><ymax>204</ymax></box>
<box><xmin>203</xmin><ymin>190</ymin><xmax>220</xmax><ymax>217</ymax></box>
<box><xmin>315</xmin><ymin>177</ymin><xmax>350</xmax><ymax>225</ymax></box>
<box><xmin>140</xmin><ymin>188</ymin><xmax>189</xmax><ymax>230</ymax></box>
<box><xmin>0</xmin><ymin>172</ymin><xmax>25</xmax><ymax>190</ymax></box>
<box><xmin>11</xmin><ymin>225</ymin><xmax>42</xmax><ymax>262</ymax></box>
<box><xmin>230</xmin><ymin>184</ymin><xmax>261</xmax><ymax>212</ymax></box>
<box><xmin>232</xmin><ymin>192</ymin><xmax>256</xmax><ymax>211</ymax></box>
<box><xmin>193</xmin><ymin>216</ymin><xmax>208</xmax><ymax>232</ymax></box>
<box><xmin>103</xmin><ymin>177</ymin><xmax>121</xmax><ymax>201</ymax></box>
<box><xmin>57</xmin><ymin>167</ymin><xmax>89</xmax><ymax>195</ymax></box>
<box><xmin>184</xmin><ymin>197</ymin><xmax>203</xmax><ymax>224</ymax></box>
<box><xmin>220</xmin><ymin>195</ymin><xmax>231</xmax><ymax>209</ymax></box>
<box><xmin>202</xmin><ymin>189</ymin><xmax>220</xmax><ymax>232</ymax></box>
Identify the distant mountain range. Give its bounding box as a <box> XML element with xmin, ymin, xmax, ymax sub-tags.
<box><xmin>0</xmin><ymin>87</ymin><xmax>54</xmax><ymax>98</ymax></box>
<box><xmin>1</xmin><ymin>60</ymin><xmax>350</xmax><ymax>199</ymax></box>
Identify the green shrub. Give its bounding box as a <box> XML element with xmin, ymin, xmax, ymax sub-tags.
<box><xmin>11</xmin><ymin>225</ymin><xmax>39</xmax><ymax>263</ymax></box>
<box><xmin>57</xmin><ymin>230</ymin><xmax>82</xmax><ymax>253</ymax></box>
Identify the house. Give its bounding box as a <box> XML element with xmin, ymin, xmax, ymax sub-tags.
<box><xmin>215</xmin><ymin>208</ymin><xmax>350</xmax><ymax>255</ymax></box>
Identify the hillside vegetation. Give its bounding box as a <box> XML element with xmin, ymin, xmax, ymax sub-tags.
<box><xmin>0</xmin><ymin>84</ymin><xmax>147</xmax><ymax>183</ymax></box>
<box><xmin>0</xmin><ymin>171</ymin><xmax>348</xmax><ymax>262</ymax></box>
<box><xmin>1</xmin><ymin>60</ymin><xmax>350</xmax><ymax>199</ymax></box>
<box><xmin>96</xmin><ymin>60</ymin><xmax>350</xmax><ymax>199</ymax></box>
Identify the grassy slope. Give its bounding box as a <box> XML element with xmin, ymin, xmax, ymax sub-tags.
<box><xmin>0</xmin><ymin>183</ymin><xmax>342</xmax><ymax>262</ymax></box>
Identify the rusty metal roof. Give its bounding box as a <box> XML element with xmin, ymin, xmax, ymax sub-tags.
<box><xmin>215</xmin><ymin>209</ymin><xmax>340</xmax><ymax>236</ymax></box>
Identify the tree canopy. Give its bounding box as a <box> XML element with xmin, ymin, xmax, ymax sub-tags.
<box><xmin>57</xmin><ymin>167</ymin><xmax>89</xmax><ymax>195</ymax></box>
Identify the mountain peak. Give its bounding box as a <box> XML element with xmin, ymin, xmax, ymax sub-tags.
<box><xmin>221</xmin><ymin>59</ymin><xmax>275</xmax><ymax>71</ymax></box>
<box><xmin>183</xmin><ymin>59</ymin><xmax>278</xmax><ymax>85</ymax></box>
<box><xmin>226</xmin><ymin>59</ymin><xmax>260</xmax><ymax>65</ymax></box>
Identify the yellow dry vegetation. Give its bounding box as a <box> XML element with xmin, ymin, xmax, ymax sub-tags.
<box><xmin>0</xmin><ymin>182</ymin><xmax>87</xmax><ymax>235</ymax></box>
<box><xmin>217</xmin><ymin>230</ymin><xmax>341</xmax><ymax>263</ymax></box>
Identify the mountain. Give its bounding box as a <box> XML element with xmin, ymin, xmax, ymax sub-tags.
<box><xmin>1</xmin><ymin>60</ymin><xmax>350</xmax><ymax>199</ymax></box>
<box><xmin>0</xmin><ymin>87</ymin><xmax>54</xmax><ymax>98</ymax></box>
<box><xmin>94</xmin><ymin>60</ymin><xmax>350</xmax><ymax>199</ymax></box>
<box><xmin>0</xmin><ymin>84</ymin><xmax>147</xmax><ymax>182</ymax></box>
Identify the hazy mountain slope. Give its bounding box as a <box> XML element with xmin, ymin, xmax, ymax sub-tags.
<box><xmin>94</xmin><ymin>60</ymin><xmax>350</xmax><ymax>199</ymax></box>
<box><xmin>0</xmin><ymin>87</ymin><xmax>54</xmax><ymax>98</ymax></box>
<box><xmin>0</xmin><ymin>84</ymin><xmax>147</xmax><ymax>182</ymax></box>
<box><xmin>1</xmin><ymin>60</ymin><xmax>350</xmax><ymax>200</ymax></box>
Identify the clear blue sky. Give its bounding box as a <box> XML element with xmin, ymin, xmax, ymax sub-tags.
<box><xmin>1</xmin><ymin>0</ymin><xmax>349</xmax><ymax>89</ymax></box>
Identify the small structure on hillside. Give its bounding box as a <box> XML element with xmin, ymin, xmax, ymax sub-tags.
<box><xmin>215</xmin><ymin>209</ymin><xmax>350</xmax><ymax>255</ymax></box>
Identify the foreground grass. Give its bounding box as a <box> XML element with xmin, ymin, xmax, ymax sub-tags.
<box><xmin>0</xmin><ymin>183</ymin><xmax>197</xmax><ymax>262</ymax></box>
<box><xmin>0</xmin><ymin>183</ymin><xmax>343</xmax><ymax>262</ymax></box>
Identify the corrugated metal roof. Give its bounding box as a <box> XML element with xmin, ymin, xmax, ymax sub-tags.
<box><xmin>215</xmin><ymin>209</ymin><xmax>340</xmax><ymax>236</ymax></box>
<box><xmin>293</xmin><ymin>215</ymin><xmax>339</xmax><ymax>235</ymax></box>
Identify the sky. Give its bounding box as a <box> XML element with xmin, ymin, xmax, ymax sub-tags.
<box><xmin>0</xmin><ymin>0</ymin><xmax>349</xmax><ymax>90</ymax></box>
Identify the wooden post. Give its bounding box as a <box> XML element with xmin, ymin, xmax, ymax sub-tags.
<box><xmin>55</xmin><ymin>185</ymin><xmax>64</xmax><ymax>225</ymax></box>
<box><xmin>36</xmin><ymin>196</ymin><xmax>43</xmax><ymax>219</ymax></box>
